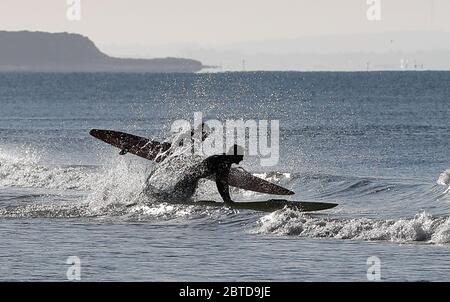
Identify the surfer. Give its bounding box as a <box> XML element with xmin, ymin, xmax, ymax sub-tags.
<box><xmin>144</xmin><ymin>144</ymin><xmax>244</xmax><ymax>204</ymax></box>
<box><xmin>89</xmin><ymin>129</ymin><xmax>338</xmax><ymax>212</ymax></box>
<box><xmin>90</xmin><ymin>128</ymin><xmax>297</xmax><ymax>206</ymax></box>
<box><xmin>184</xmin><ymin>145</ymin><xmax>244</xmax><ymax>203</ymax></box>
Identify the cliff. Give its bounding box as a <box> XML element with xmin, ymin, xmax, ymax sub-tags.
<box><xmin>0</xmin><ymin>31</ymin><xmax>204</xmax><ymax>72</ymax></box>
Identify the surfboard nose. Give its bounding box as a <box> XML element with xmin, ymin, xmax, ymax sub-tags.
<box><xmin>89</xmin><ymin>129</ymin><xmax>103</xmax><ymax>139</ymax></box>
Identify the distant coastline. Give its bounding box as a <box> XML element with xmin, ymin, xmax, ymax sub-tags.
<box><xmin>0</xmin><ymin>31</ymin><xmax>205</xmax><ymax>73</ymax></box>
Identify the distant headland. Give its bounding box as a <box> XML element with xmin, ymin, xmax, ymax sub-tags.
<box><xmin>0</xmin><ymin>31</ymin><xmax>205</xmax><ymax>72</ymax></box>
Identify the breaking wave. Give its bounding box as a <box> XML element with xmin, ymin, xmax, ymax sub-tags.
<box><xmin>2</xmin><ymin>145</ymin><xmax>445</xmax><ymax>207</ymax></box>
<box><xmin>0</xmin><ymin>146</ymin><xmax>238</xmax><ymax>220</ymax></box>
<box><xmin>2</xmin><ymin>146</ymin><xmax>450</xmax><ymax>246</ymax></box>
<box><xmin>0</xmin><ymin>200</ymin><xmax>237</xmax><ymax>220</ymax></box>
<box><xmin>254</xmin><ymin>209</ymin><xmax>450</xmax><ymax>244</ymax></box>
<box><xmin>0</xmin><ymin>148</ymin><xmax>98</xmax><ymax>190</ymax></box>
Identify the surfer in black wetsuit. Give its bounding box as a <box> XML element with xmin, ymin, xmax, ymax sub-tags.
<box><xmin>170</xmin><ymin>144</ymin><xmax>244</xmax><ymax>203</ymax></box>
<box><xmin>142</xmin><ymin>123</ymin><xmax>245</xmax><ymax>204</ymax></box>
<box><xmin>203</xmin><ymin>146</ymin><xmax>244</xmax><ymax>203</ymax></box>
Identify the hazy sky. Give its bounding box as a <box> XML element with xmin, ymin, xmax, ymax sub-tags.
<box><xmin>0</xmin><ymin>0</ymin><xmax>448</xmax><ymax>51</ymax></box>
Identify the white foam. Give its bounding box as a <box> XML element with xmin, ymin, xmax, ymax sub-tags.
<box><xmin>128</xmin><ymin>203</ymin><xmax>195</xmax><ymax>218</ymax></box>
<box><xmin>437</xmin><ymin>168</ymin><xmax>450</xmax><ymax>187</ymax></box>
<box><xmin>254</xmin><ymin>209</ymin><xmax>450</xmax><ymax>244</ymax></box>
<box><xmin>0</xmin><ymin>148</ymin><xmax>97</xmax><ymax>190</ymax></box>
<box><xmin>84</xmin><ymin>158</ymin><xmax>150</xmax><ymax>212</ymax></box>
<box><xmin>0</xmin><ymin>147</ymin><xmax>152</xmax><ymax>213</ymax></box>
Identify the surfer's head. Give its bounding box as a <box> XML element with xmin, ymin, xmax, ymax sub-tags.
<box><xmin>227</xmin><ymin>144</ymin><xmax>244</xmax><ymax>164</ymax></box>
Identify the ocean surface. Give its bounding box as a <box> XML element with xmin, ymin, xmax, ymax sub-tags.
<box><xmin>1</xmin><ymin>72</ymin><xmax>450</xmax><ymax>281</ymax></box>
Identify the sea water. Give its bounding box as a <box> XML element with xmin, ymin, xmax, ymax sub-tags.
<box><xmin>1</xmin><ymin>72</ymin><xmax>450</xmax><ymax>281</ymax></box>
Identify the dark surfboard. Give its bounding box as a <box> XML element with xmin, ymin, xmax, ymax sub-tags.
<box><xmin>194</xmin><ymin>199</ymin><xmax>338</xmax><ymax>212</ymax></box>
<box><xmin>90</xmin><ymin>129</ymin><xmax>171</xmax><ymax>162</ymax></box>
<box><xmin>89</xmin><ymin>129</ymin><xmax>294</xmax><ymax>195</ymax></box>
<box><xmin>228</xmin><ymin>167</ymin><xmax>293</xmax><ymax>195</ymax></box>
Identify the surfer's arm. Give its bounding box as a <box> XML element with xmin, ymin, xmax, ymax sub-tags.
<box><xmin>204</xmin><ymin>154</ymin><xmax>241</xmax><ymax>204</ymax></box>
<box><xmin>215</xmin><ymin>166</ymin><xmax>233</xmax><ymax>204</ymax></box>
